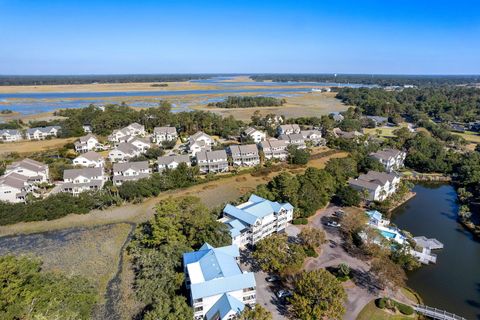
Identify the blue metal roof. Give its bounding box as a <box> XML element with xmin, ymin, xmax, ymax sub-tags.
<box><xmin>223</xmin><ymin>194</ymin><xmax>294</xmax><ymax>227</ymax></box>
<box><xmin>224</xmin><ymin>218</ymin><xmax>248</xmax><ymax>238</ymax></box>
<box><xmin>205</xmin><ymin>293</ymin><xmax>245</xmax><ymax>320</ymax></box>
<box><xmin>190</xmin><ymin>272</ymin><xmax>256</xmax><ymax>299</ymax></box>
<box><xmin>366</xmin><ymin>210</ymin><xmax>383</xmax><ymax>221</ymax></box>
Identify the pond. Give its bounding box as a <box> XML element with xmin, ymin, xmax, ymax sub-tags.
<box><xmin>391</xmin><ymin>183</ymin><xmax>480</xmax><ymax>319</ymax></box>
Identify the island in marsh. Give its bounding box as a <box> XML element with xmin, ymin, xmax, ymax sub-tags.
<box><xmin>207</xmin><ymin>96</ymin><xmax>286</xmax><ymax>108</ymax></box>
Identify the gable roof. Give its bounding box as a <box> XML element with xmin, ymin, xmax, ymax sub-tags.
<box><xmin>205</xmin><ymin>293</ymin><xmax>245</xmax><ymax>320</ymax></box>
<box><xmin>63</xmin><ymin>167</ymin><xmax>103</xmax><ymax>180</ymax></box>
<box><xmin>223</xmin><ymin>194</ymin><xmax>293</xmax><ymax>226</ymax></box>
<box><xmin>189</xmin><ymin>131</ymin><xmax>212</xmax><ymax>143</ymax></box>
<box><xmin>0</xmin><ymin>172</ymin><xmax>28</xmax><ymax>189</ymax></box>
<box><xmin>154</xmin><ymin>126</ymin><xmax>177</xmax><ymax>135</ymax></box>
<box><xmin>113</xmin><ymin>161</ymin><xmax>149</xmax><ymax>172</ymax></box>
<box><xmin>0</xmin><ymin>129</ymin><xmax>21</xmax><ymax>136</ymax></box>
<box><xmin>183</xmin><ymin>243</ymin><xmax>255</xmax><ymax>300</ymax></box>
<box><xmin>115</xmin><ymin>142</ymin><xmax>139</xmax><ymax>155</ymax></box>
<box><xmin>76</xmin><ymin>151</ymin><xmax>103</xmax><ymax>162</ymax></box>
<box><xmin>6</xmin><ymin>158</ymin><xmax>47</xmax><ymax>172</ymax></box>
<box><xmin>79</xmin><ymin>133</ymin><xmax>98</xmax><ymax>143</ymax></box>
<box><xmin>229</xmin><ymin>144</ymin><xmax>258</xmax><ymax>155</ymax></box>
<box><xmin>196</xmin><ymin>150</ymin><xmax>227</xmax><ymax>162</ymax></box>
<box><xmin>157</xmin><ymin>154</ymin><xmax>190</xmax><ymax>166</ymax></box>
<box><xmin>370</xmin><ymin>149</ymin><xmax>404</xmax><ymax>161</ymax></box>
<box><xmin>26</xmin><ymin>126</ymin><xmax>60</xmax><ymax>134</ymax></box>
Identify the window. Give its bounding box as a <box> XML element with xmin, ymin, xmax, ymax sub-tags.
<box><xmin>194</xmin><ymin>306</ymin><xmax>203</xmax><ymax>312</ymax></box>
<box><xmin>193</xmin><ymin>298</ymin><xmax>203</xmax><ymax>304</ymax></box>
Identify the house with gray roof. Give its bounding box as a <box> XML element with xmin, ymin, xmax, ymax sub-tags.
<box><xmin>75</xmin><ymin>134</ymin><xmax>102</xmax><ymax>153</ymax></box>
<box><xmin>0</xmin><ymin>129</ymin><xmax>23</xmax><ymax>142</ymax></box>
<box><xmin>108</xmin><ymin>142</ymin><xmax>141</xmax><ymax>163</ymax></box>
<box><xmin>0</xmin><ymin>172</ymin><xmax>32</xmax><ymax>203</ymax></box>
<box><xmin>228</xmin><ymin>144</ymin><xmax>260</xmax><ymax>167</ymax></box>
<box><xmin>259</xmin><ymin>139</ymin><xmax>289</xmax><ymax>161</ymax></box>
<box><xmin>73</xmin><ymin>151</ymin><xmax>105</xmax><ymax>168</ymax></box>
<box><xmin>157</xmin><ymin>155</ymin><xmax>191</xmax><ymax>171</ymax></box>
<box><xmin>188</xmin><ymin>131</ymin><xmax>214</xmax><ymax>156</ymax></box>
<box><xmin>301</xmin><ymin>129</ymin><xmax>325</xmax><ymax>146</ymax></box>
<box><xmin>277</xmin><ymin>124</ymin><xmax>301</xmax><ymax>135</ymax></box>
<box><xmin>278</xmin><ymin>133</ymin><xmax>306</xmax><ymax>149</ymax></box>
<box><xmin>26</xmin><ymin>126</ymin><xmax>61</xmax><ymax>140</ymax></box>
<box><xmin>61</xmin><ymin>167</ymin><xmax>106</xmax><ymax>196</ymax></box>
<box><xmin>196</xmin><ymin>150</ymin><xmax>228</xmax><ymax>173</ymax></box>
<box><xmin>5</xmin><ymin>158</ymin><xmax>49</xmax><ymax>183</ymax></box>
<box><xmin>348</xmin><ymin>171</ymin><xmax>400</xmax><ymax>202</ymax></box>
<box><xmin>112</xmin><ymin>161</ymin><xmax>151</xmax><ymax>185</ymax></box>
<box><xmin>183</xmin><ymin>243</ymin><xmax>256</xmax><ymax>320</ymax></box>
<box><xmin>242</xmin><ymin>127</ymin><xmax>266</xmax><ymax>143</ymax></box>
<box><xmin>370</xmin><ymin>148</ymin><xmax>406</xmax><ymax>172</ymax></box>
<box><xmin>219</xmin><ymin>194</ymin><xmax>294</xmax><ymax>248</ymax></box>
<box><xmin>153</xmin><ymin>126</ymin><xmax>178</xmax><ymax>144</ymax></box>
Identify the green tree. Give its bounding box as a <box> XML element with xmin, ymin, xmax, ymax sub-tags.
<box><xmin>333</xmin><ymin>186</ymin><xmax>361</xmax><ymax>207</ymax></box>
<box><xmin>287</xmin><ymin>145</ymin><xmax>310</xmax><ymax>165</ymax></box>
<box><xmin>298</xmin><ymin>227</ymin><xmax>326</xmax><ymax>250</ymax></box>
<box><xmin>253</xmin><ymin>234</ymin><xmax>306</xmax><ymax>276</ymax></box>
<box><xmin>236</xmin><ymin>304</ymin><xmax>272</xmax><ymax>320</ymax></box>
<box><xmin>290</xmin><ymin>269</ymin><xmax>347</xmax><ymax>320</ymax></box>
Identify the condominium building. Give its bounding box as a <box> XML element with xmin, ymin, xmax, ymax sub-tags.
<box><xmin>196</xmin><ymin>150</ymin><xmax>228</xmax><ymax>173</ymax></box>
<box><xmin>153</xmin><ymin>126</ymin><xmax>178</xmax><ymax>143</ymax></box>
<box><xmin>157</xmin><ymin>154</ymin><xmax>191</xmax><ymax>171</ymax></box>
<box><xmin>61</xmin><ymin>167</ymin><xmax>106</xmax><ymax>196</ymax></box>
<box><xmin>259</xmin><ymin>139</ymin><xmax>289</xmax><ymax>161</ymax></box>
<box><xmin>348</xmin><ymin>171</ymin><xmax>401</xmax><ymax>202</ymax></box>
<box><xmin>25</xmin><ymin>126</ymin><xmax>61</xmax><ymax>140</ymax></box>
<box><xmin>73</xmin><ymin>151</ymin><xmax>105</xmax><ymax>168</ymax></box>
<box><xmin>112</xmin><ymin>161</ymin><xmax>151</xmax><ymax>185</ymax></box>
<box><xmin>370</xmin><ymin>148</ymin><xmax>407</xmax><ymax>172</ymax></box>
<box><xmin>220</xmin><ymin>194</ymin><xmax>294</xmax><ymax>248</ymax></box>
<box><xmin>183</xmin><ymin>243</ymin><xmax>256</xmax><ymax>320</ymax></box>
<box><xmin>0</xmin><ymin>129</ymin><xmax>23</xmax><ymax>142</ymax></box>
<box><xmin>228</xmin><ymin>144</ymin><xmax>260</xmax><ymax>167</ymax></box>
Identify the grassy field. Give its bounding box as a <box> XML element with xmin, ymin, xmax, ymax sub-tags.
<box><xmin>364</xmin><ymin>126</ymin><xmax>398</xmax><ymax>138</ymax></box>
<box><xmin>192</xmin><ymin>92</ymin><xmax>349</xmax><ymax>121</ymax></box>
<box><xmin>452</xmin><ymin>131</ymin><xmax>480</xmax><ymax>143</ymax></box>
<box><xmin>0</xmin><ymin>223</ymin><xmax>132</xmax><ymax>303</ymax></box>
<box><xmin>357</xmin><ymin>300</ymin><xmax>418</xmax><ymax>320</ymax></box>
<box><xmin>0</xmin><ymin>137</ymin><xmax>75</xmax><ymax>155</ymax></box>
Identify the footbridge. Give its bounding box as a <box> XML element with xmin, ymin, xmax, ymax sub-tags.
<box><xmin>413</xmin><ymin>305</ymin><xmax>467</xmax><ymax>320</ymax></box>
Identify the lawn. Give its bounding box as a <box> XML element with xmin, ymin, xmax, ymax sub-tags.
<box><xmin>452</xmin><ymin>131</ymin><xmax>480</xmax><ymax>143</ymax></box>
<box><xmin>364</xmin><ymin>127</ymin><xmax>398</xmax><ymax>138</ymax></box>
<box><xmin>357</xmin><ymin>300</ymin><xmax>418</xmax><ymax>320</ymax></box>
<box><xmin>0</xmin><ymin>137</ymin><xmax>75</xmax><ymax>155</ymax></box>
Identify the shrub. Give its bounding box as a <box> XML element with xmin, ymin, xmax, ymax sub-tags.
<box><xmin>292</xmin><ymin>218</ymin><xmax>308</xmax><ymax>225</ymax></box>
<box><xmin>303</xmin><ymin>246</ymin><xmax>318</xmax><ymax>257</ymax></box>
<box><xmin>396</xmin><ymin>302</ymin><xmax>414</xmax><ymax>315</ymax></box>
<box><xmin>376</xmin><ymin>298</ymin><xmax>387</xmax><ymax>309</ymax></box>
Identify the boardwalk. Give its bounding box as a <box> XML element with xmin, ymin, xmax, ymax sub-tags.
<box><xmin>414</xmin><ymin>305</ymin><xmax>467</xmax><ymax>320</ymax></box>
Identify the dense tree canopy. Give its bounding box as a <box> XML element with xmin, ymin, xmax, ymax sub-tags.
<box><xmin>289</xmin><ymin>269</ymin><xmax>347</xmax><ymax>320</ymax></box>
<box><xmin>208</xmin><ymin>96</ymin><xmax>286</xmax><ymax>108</ymax></box>
<box><xmin>0</xmin><ymin>255</ymin><xmax>97</xmax><ymax>320</ymax></box>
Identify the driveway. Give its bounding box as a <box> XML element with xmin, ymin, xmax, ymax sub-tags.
<box><xmin>240</xmin><ymin>251</ymin><xmax>288</xmax><ymax>320</ymax></box>
<box><xmin>304</xmin><ymin>205</ymin><xmax>380</xmax><ymax>320</ymax></box>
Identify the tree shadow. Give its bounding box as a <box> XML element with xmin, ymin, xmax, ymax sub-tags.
<box><xmin>350</xmin><ymin>268</ymin><xmax>382</xmax><ymax>295</ymax></box>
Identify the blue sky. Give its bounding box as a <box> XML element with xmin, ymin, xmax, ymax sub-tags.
<box><xmin>0</xmin><ymin>0</ymin><xmax>479</xmax><ymax>75</ymax></box>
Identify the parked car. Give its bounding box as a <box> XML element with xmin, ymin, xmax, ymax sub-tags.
<box><xmin>333</xmin><ymin>210</ymin><xmax>345</xmax><ymax>217</ymax></box>
<box><xmin>326</xmin><ymin>221</ymin><xmax>341</xmax><ymax>228</ymax></box>
<box><xmin>266</xmin><ymin>275</ymin><xmax>280</xmax><ymax>282</ymax></box>
<box><xmin>276</xmin><ymin>290</ymin><xmax>293</xmax><ymax>299</ymax></box>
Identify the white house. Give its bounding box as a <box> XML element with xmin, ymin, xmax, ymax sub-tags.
<box><xmin>82</xmin><ymin>125</ymin><xmax>92</xmax><ymax>133</ymax></box>
<box><xmin>242</xmin><ymin>127</ymin><xmax>266</xmax><ymax>143</ymax></box>
<box><xmin>5</xmin><ymin>158</ymin><xmax>49</xmax><ymax>183</ymax></box>
<box><xmin>108</xmin><ymin>123</ymin><xmax>146</xmax><ymax>143</ymax></box>
<box><xmin>196</xmin><ymin>150</ymin><xmax>228</xmax><ymax>174</ymax></box>
<box><xmin>153</xmin><ymin>126</ymin><xmax>178</xmax><ymax>144</ymax></box>
<box><xmin>219</xmin><ymin>194</ymin><xmax>294</xmax><ymax>248</ymax></box>
<box><xmin>112</xmin><ymin>161</ymin><xmax>151</xmax><ymax>186</ymax></box>
<box><xmin>188</xmin><ymin>131</ymin><xmax>214</xmax><ymax>156</ymax></box>
<box><xmin>0</xmin><ymin>129</ymin><xmax>23</xmax><ymax>142</ymax></box>
<box><xmin>228</xmin><ymin>144</ymin><xmax>260</xmax><ymax>167</ymax></box>
<box><xmin>108</xmin><ymin>142</ymin><xmax>141</xmax><ymax>163</ymax></box>
<box><xmin>73</xmin><ymin>151</ymin><xmax>105</xmax><ymax>168</ymax></box>
<box><xmin>157</xmin><ymin>155</ymin><xmax>191</xmax><ymax>171</ymax></box>
<box><xmin>259</xmin><ymin>139</ymin><xmax>289</xmax><ymax>161</ymax></box>
<box><xmin>75</xmin><ymin>134</ymin><xmax>101</xmax><ymax>153</ymax></box>
<box><xmin>330</xmin><ymin>112</ymin><xmax>345</xmax><ymax>122</ymax></box>
<box><xmin>301</xmin><ymin>129</ymin><xmax>324</xmax><ymax>146</ymax></box>
<box><xmin>277</xmin><ymin>124</ymin><xmax>300</xmax><ymax>136</ymax></box>
<box><xmin>128</xmin><ymin>137</ymin><xmax>151</xmax><ymax>153</ymax></box>
<box><xmin>183</xmin><ymin>243</ymin><xmax>256</xmax><ymax>320</ymax></box>
<box><xmin>370</xmin><ymin>149</ymin><xmax>407</xmax><ymax>172</ymax></box>
<box><xmin>278</xmin><ymin>133</ymin><xmax>306</xmax><ymax>149</ymax></box>
<box><xmin>124</xmin><ymin>122</ymin><xmax>145</xmax><ymax>136</ymax></box>
<box><xmin>0</xmin><ymin>173</ymin><xmax>32</xmax><ymax>203</ymax></box>
<box><xmin>25</xmin><ymin>126</ymin><xmax>61</xmax><ymax>140</ymax></box>
<box><xmin>61</xmin><ymin>167</ymin><xmax>106</xmax><ymax>196</ymax></box>
<box><xmin>348</xmin><ymin>171</ymin><xmax>401</xmax><ymax>202</ymax></box>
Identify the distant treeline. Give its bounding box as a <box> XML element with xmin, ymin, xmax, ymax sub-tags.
<box><xmin>0</xmin><ymin>74</ymin><xmax>217</xmax><ymax>86</ymax></box>
<box><xmin>208</xmin><ymin>96</ymin><xmax>286</xmax><ymax>108</ymax></box>
<box><xmin>250</xmin><ymin>74</ymin><xmax>480</xmax><ymax>87</ymax></box>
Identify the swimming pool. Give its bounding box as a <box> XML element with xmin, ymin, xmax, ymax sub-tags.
<box><xmin>380</xmin><ymin>230</ymin><xmax>397</xmax><ymax>239</ymax></box>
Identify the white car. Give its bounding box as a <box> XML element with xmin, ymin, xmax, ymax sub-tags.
<box><xmin>326</xmin><ymin>221</ymin><xmax>341</xmax><ymax>228</ymax></box>
<box><xmin>276</xmin><ymin>290</ymin><xmax>292</xmax><ymax>299</ymax></box>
